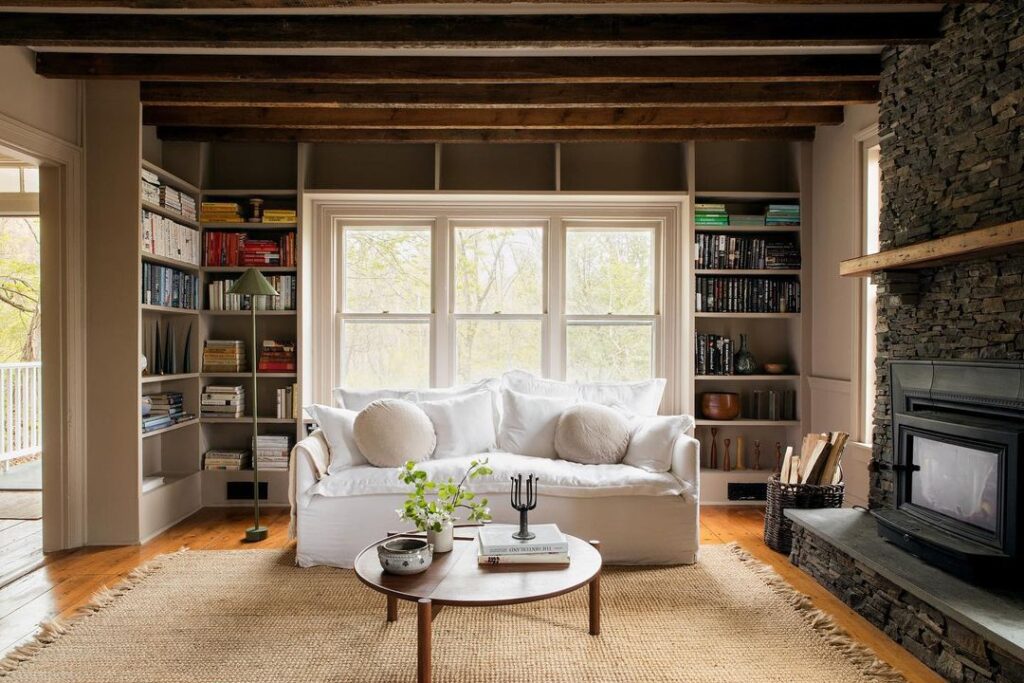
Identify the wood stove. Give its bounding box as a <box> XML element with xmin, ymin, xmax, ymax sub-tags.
<box><xmin>875</xmin><ymin>360</ymin><xmax>1024</xmax><ymax>581</ymax></box>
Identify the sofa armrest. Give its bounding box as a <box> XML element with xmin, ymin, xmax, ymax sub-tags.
<box><xmin>289</xmin><ymin>430</ymin><xmax>330</xmax><ymax>539</ymax></box>
<box><xmin>670</xmin><ymin>433</ymin><xmax>700</xmax><ymax>498</ymax></box>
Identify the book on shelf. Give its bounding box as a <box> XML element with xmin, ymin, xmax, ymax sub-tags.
<box><xmin>258</xmin><ymin>340</ymin><xmax>296</xmax><ymax>373</ymax></box>
<box><xmin>765</xmin><ymin>204</ymin><xmax>800</xmax><ymax>226</ymax></box>
<box><xmin>202</xmin><ymin>340</ymin><xmax>247</xmax><ymax>373</ymax></box>
<box><xmin>141</xmin><ymin>171</ymin><xmax>197</xmax><ymax>221</ymax></box>
<box><xmin>695</xmin><ymin>203</ymin><xmax>730</xmax><ymax>226</ymax></box>
<box><xmin>750</xmin><ymin>389</ymin><xmax>797</xmax><ymax>421</ymax></box>
<box><xmin>255</xmin><ymin>435</ymin><xmax>291</xmax><ymax>471</ymax></box>
<box><xmin>203</xmin><ymin>449</ymin><xmax>251</xmax><ymax>471</ymax></box>
<box><xmin>201</xmin><ymin>202</ymin><xmax>244</xmax><ymax>223</ymax></box>
<box><xmin>142</xmin><ymin>475</ymin><xmax>165</xmax><ymax>493</ymax></box>
<box><xmin>276</xmin><ymin>383</ymin><xmax>298</xmax><ymax>420</ymax></box>
<box><xmin>201</xmin><ymin>385</ymin><xmax>245</xmax><ymax>418</ymax></box>
<box><xmin>695</xmin><ymin>276</ymin><xmax>800</xmax><ymax>313</ymax></box>
<box><xmin>142</xmin><ymin>391</ymin><xmax>194</xmax><ymax>431</ymax></box>
<box><xmin>141</xmin><ymin>209</ymin><xmax>200</xmax><ymax>266</ymax></box>
<box><xmin>261</xmin><ymin>209</ymin><xmax>297</xmax><ymax>224</ymax></box>
<box><xmin>477</xmin><ymin>524</ymin><xmax>569</xmax><ymax>556</ymax></box>
<box><xmin>694</xmin><ymin>334</ymin><xmax>734</xmax><ymax>375</ymax></box>
<box><xmin>695</xmin><ymin>234</ymin><xmax>800</xmax><ymax>270</ymax></box>
<box><xmin>207</xmin><ymin>275</ymin><xmax>296</xmax><ymax>311</ymax></box>
<box><xmin>203</xmin><ymin>231</ymin><xmax>296</xmax><ymax>268</ymax></box>
<box><xmin>141</xmin><ymin>262</ymin><xmax>198</xmax><ymax>310</ymax></box>
<box><xmin>729</xmin><ymin>214</ymin><xmax>767</xmax><ymax>227</ymax></box>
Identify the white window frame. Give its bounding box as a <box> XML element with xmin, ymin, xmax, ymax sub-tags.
<box><xmin>308</xmin><ymin>194</ymin><xmax>687</xmax><ymax>412</ymax></box>
<box><xmin>852</xmin><ymin>126</ymin><xmax>881</xmax><ymax>445</ymax></box>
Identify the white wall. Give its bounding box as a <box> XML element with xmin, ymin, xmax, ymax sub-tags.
<box><xmin>0</xmin><ymin>47</ymin><xmax>82</xmax><ymax>147</ymax></box>
<box><xmin>810</xmin><ymin>103</ymin><xmax>878</xmax><ymax>508</ymax></box>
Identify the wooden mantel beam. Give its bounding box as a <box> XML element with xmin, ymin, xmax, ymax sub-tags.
<box><xmin>142</xmin><ymin>104</ymin><xmax>843</xmax><ymax>128</ymax></box>
<box><xmin>0</xmin><ymin>12</ymin><xmax>939</xmax><ymax>49</ymax></box>
<box><xmin>140</xmin><ymin>81</ymin><xmax>879</xmax><ymax>109</ymax></box>
<box><xmin>38</xmin><ymin>53</ymin><xmax>883</xmax><ymax>84</ymax></box>
<box><xmin>839</xmin><ymin>221</ymin><xmax>1024</xmax><ymax>277</ymax></box>
<box><xmin>156</xmin><ymin>126</ymin><xmax>816</xmax><ymax>143</ymax></box>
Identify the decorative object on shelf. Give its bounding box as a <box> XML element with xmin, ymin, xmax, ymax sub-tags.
<box><xmin>723</xmin><ymin>438</ymin><xmax>732</xmax><ymax>472</ymax></box>
<box><xmin>398</xmin><ymin>458</ymin><xmax>493</xmax><ymax>553</ymax></box>
<box><xmin>735</xmin><ymin>436</ymin><xmax>746</xmax><ymax>470</ymax></box>
<box><xmin>734</xmin><ymin>334</ymin><xmax>757</xmax><ymax>375</ymax></box>
<box><xmin>775</xmin><ymin>442</ymin><xmax>783</xmax><ymax>472</ymax></box>
<box><xmin>227</xmin><ymin>268</ymin><xmax>280</xmax><ymax>544</ymax></box>
<box><xmin>753</xmin><ymin>440</ymin><xmax>761</xmax><ymax>470</ymax></box>
<box><xmin>763</xmin><ymin>362</ymin><xmax>788</xmax><ymax>375</ymax></box>
<box><xmin>248</xmin><ymin>197</ymin><xmax>264</xmax><ymax>223</ymax></box>
<box><xmin>140</xmin><ymin>354</ymin><xmax>148</xmax><ymax>375</ymax></box>
<box><xmin>377</xmin><ymin>537</ymin><xmax>434</xmax><ymax>576</ymax></box>
<box><xmin>701</xmin><ymin>392</ymin><xmax>741</xmax><ymax>421</ymax></box>
<box><xmin>709</xmin><ymin>427</ymin><xmax>719</xmax><ymax>469</ymax></box>
<box><xmin>510</xmin><ymin>473</ymin><xmax>539</xmax><ymax>540</ymax></box>
<box><xmin>181</xmin><ymin>322</ymin><xmax>192</xmax><ymax>373</ymax></box>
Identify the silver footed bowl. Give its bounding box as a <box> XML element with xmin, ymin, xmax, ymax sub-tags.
<box><xmin>378</xmin><ymin>537</ymin><xmax>434</xmax><ymax>575</ymax></box>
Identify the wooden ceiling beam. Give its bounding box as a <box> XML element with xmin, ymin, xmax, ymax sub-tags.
<box><xmin>140</xmin><ymin>81</ymin><xmax>879</xmax><ymax>109</ymax></box>
<box><xmin>38</xmin><ymin>53</ymin><xmax>883</xmax><ymax>84</ymax></box>
<box><xmin>156</xmin><ymin>126</ymin><xmax>816</xmax><ymax>143</ymax></box>
<box><xmin>1</xmin><ymin>12</ymin><xmax>939</xmax><ymax>48</ymax></box>
<box><xmin>142</xmin><ymin>104</ymin><xmax>843</xmax><ymax>128</ymax></box>
<box><xmin>0</xmin><ymin>0</ymin><xmax>976</xmax><ymax>7</ymax></box>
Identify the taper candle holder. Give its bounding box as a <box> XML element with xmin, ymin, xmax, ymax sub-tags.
<box><xmin>510</xmin><ymin>474</ymin><xmax>538</xmax><ymax>541</ymax></box>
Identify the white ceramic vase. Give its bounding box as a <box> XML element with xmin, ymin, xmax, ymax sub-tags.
<box><xmin>428</xmin><ymin>522</ymin><xmax>454</xmax><ymax>553</ymax></box>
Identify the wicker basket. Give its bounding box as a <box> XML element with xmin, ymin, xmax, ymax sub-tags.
<box><xmin>763</xmin><ymin>474</ymin><xmax>845</xmax><ymax>554</ymax></box>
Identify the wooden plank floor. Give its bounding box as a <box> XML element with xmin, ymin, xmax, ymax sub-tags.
<box><xmin>0</xmin><ymin>506</ymin><xmax>940</xmax><ymax>682</ymax></box>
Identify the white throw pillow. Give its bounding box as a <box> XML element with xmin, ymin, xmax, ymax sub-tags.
<box><xmin>310</xmin><ymin>404</ymin><xmax>368</xmax><ymax>474</ymax></box>
<box><xmin>409</xmin><ymin>378</ymin><xmax>501</xmax><ymax>432</ymax></box>
<box><xmin>577</xmin><ymin>378</ymin><xmax>667</xmax><ymax>416</ymax></box>
<box><xmin>554</xmin><ymin>402</ymin><xmax>631</xmax><ymax>465</ymax></box>
<box><xmin>501</xmin><ymin>370</ymin><xmax>578</xmax><ymax>399</ymax></box>
<box><xmin>498</xmin><ymin>388</ymin><xmax>576</xmax><ymax>459</ymax></box>
<box><xmin>353</xmin><ymin>399</ymin><xmax>437</xmax><ymax>468</ymax></box>
<box><xmin>332</xmin><ymin>387</ymin><xmax>416</xmax><ymax>411</ymax></box>
<box><xmin>418</xmin><ymin>391</ymin><xmax>497</xmax><ymax>459</ymax></box>
<box><xmin>334</xmin><ymin>379</ymin><xmax>500</xmax><ymax>427</ymax></box>
<box><xmin>623</xmin><ymin>414</ymin><xmax>696</xmax><ymax>472</ymax></box>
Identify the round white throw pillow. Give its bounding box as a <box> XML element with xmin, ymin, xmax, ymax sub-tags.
<box><xmin>353</xmin><ymin>399</ymin><xmax>437</xmax><ymax>467</ymax></box>
<box><xmin>554</xmin><ymin>402</ymin><xmax>631</xmax><ymax>465</ymax></box>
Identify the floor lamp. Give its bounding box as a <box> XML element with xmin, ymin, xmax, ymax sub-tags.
<box><xmin>228</xmin><ymin>268</ymin><xmax>279</xmax><ymax>543</ymax></box>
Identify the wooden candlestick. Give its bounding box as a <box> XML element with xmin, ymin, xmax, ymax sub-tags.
<box><xmin>736</xmin><ymin>436</ymin><xmax>746</xmax><ymax>470</ymax></box>
<box><xmin>723</xmin><ymin>438</ymin><xmax>732</xmax><ymax>472</ymax></box>
<box><xmin>753</xmin><ymin>440</ymin><xmax>761</xmax><ymax>470</ymax></box>
<box><xmin>709</xmin><ymin>428</ymin><xmax>719</xmax><ymax>469</ymax></box>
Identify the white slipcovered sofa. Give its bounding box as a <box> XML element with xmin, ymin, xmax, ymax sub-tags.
<box><xmin>290</xmin><ymin>373</ymin><xmax>701</xmax><ymax>568</ymax></box>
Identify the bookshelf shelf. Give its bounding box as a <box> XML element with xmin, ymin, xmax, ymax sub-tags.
<box><xmin>695</xmin><ymin>190</ymin><xmax>801</xmax><ymax>201</ymax></box>
<box><xmin>695</xmin><ymin>374</ymin><xmax>800</xmax><ymax>381</ymax></box>
<box><xmin>203</xmin><ymin>189</ymin><xmax>298</xmax><ymax>197</ymax></box>
<box><xmin>203</xmin><ymin>266</ymin><xmax>297</xmax><ymax>274</ymax></box>
<box><xmin>200</xmin><ymin>416</ymin><xmax>297</xmax><ymax>424</ymax></box>
<box><xmin>142</xmin><ymin>159</ymin><xmax>200</xmax><ymax>196</ymax></box>
<box><xmin>201</xmin><ymin>372</ymin><xmax>297</xmax><ymax>378</ymax></box>
<box><xmin>201</xmin><ymin>310</ymin><xmax>296</xmax><ymax>316</ymax></box>
<box><xmin>695</xmin><ymin>419</ymin><xmax>801</xmax><ymax>427</ymax></box>
<box><xmin>141</xmin><ymin>472</ymin><xmax>196</xmax><ymax>496</ymax></box>
<box><xmin>695</xmin><ymin>269</ymin><xmax>801</xmax><ymax>276</ymax></box>
<box><xmin>141</xmin><ymin>373</ymin><xmax>200</xmax><ymax>384</ymax></box>
<box><xmin>140</xmin><ymin>251</ymin><xmax>200</xmax><ymax>273</ymax></box>
<box><xmin>202</xmin><ymin>223</ymin><xmax>297</xmax><ymax>231</ymax></box>
<box><xmin>695</xmin><ymin>312</ymin><xmax>801</xmax><ymax>319</ymax></box>
<box><xmin>141</xmin><ymin>418</ymin><xmax>199</xmax><ymax>439</ymax></box>
<box><xmin>141</xmin><ymin>200</ymin><xmax>200</xmax><ymax>230</ymax></box>
<box><xmin>695</xmin><ymin>225</ymin><xmax>802</xmax><ymax>234</ymax></box>
<box><xmin>141</xmin><ymin>304</ymin><xmax>200</xmax><ymax>316</ymax></box>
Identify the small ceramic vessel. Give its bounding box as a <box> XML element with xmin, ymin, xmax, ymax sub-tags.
<box><xmin>377</xmin><ymin>537</ymin><xmax>434</xmax><ymax>575</ymax></box>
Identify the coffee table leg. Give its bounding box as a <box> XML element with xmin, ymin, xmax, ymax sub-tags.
<box><xmin>386</xmin><ymin>595</ymin><xmax>398</xmax><ymax>623</ymax></box>
<box><xmin>417</xmin><ymin>598</ymin><xmax>432</xmax><ymax>683</ymax></box>
<box><xmin>589</xmin><ymin>540</ymin><xmax>601</xmax><ymax>636</ymax></box>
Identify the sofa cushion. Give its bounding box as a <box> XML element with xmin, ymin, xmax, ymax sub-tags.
<box><xmin>554</xmin><ymin>403</ymin><xmax>631</xmax><ymax>465</ymax></box>
<box><xmin>418</xmin><ymin>391</ymin><xmax>496</xmax><ymax>459</ymax></box>
<box><xmin>502</xmin><ymin>370</ymin><xmax>666</xmax><ymax>415</ymax></box>
<box><xmin>308</xmin><ymin>452</ymin><xmax>689</xmax><ymax>500</ymax></box>
<box><xmin>353</xmin><ymin>399</ymin><xmax>436</xmax><ymax>467</ymax></box>
<box><xmin>498</xmin><ymin>389</ymin><xmax>576</xmax><ymax>459</ymax></box>
<box><xmin>623</xmin><ymin>414</ymin><xmax>696</xmax><ymax>473</ymax></box>
<box><xmin>502</xmin><ymin>369</ymin><xmax>578</xmax><ymax>399</ymax></box>
<box><xmin>334</xmin><ymin>378</ymin><xmax>497</xmax><ymax>412</ymax></box>
<box><xmin>310</xmin><ymin>404</ymin><xmax>369</xmax><ymax>473</ymax></box>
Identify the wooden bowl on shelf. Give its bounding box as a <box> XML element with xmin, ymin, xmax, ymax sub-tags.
<box><xmin>763</xmin><ymin>363</ymin><xmax>789</xmax><ymax>375</ymax></box>
<box><xmin>701</xmin><ymin>392</ymin><xmax>741</xmax><ymax>421</ymax></box>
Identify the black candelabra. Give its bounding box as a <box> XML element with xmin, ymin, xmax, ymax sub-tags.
<box><xmin>510</xmin><ymin>474</ymin><xmax>538</xmax><ymax>540</ymax></box>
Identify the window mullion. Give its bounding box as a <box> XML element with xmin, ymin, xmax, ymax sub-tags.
<box><xmin>547</xmin><ymin>216</ymin><xmax>564</xmax><ymax>380</ymax></box>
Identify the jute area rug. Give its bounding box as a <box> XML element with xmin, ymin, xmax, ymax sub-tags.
<box><xmin>0</xmin><ymin>545</ymin><xmax>903</xmax><ymax>683</ymax></box>
<box><xmin>0</xmin><ymin>492</ymin><xmax>41</xmax><ymax>520</ymax></box>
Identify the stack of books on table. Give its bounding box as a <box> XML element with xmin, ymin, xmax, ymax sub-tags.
<box><xmin>203</xmin><ymin>449</ymin><xmax>251</xmax><ymax>471</ymax></box>
<box><xmin>255</xmin><ymin>435</ymin><xmax>291</xmax><ymax>471</ymax></box>
<box><xmin>257</xmin><ymin>340</ymin><xmax>296</xmax><ymax>373</ymax></box>
<box><xmin>201</xmin><ymin>385</ymin><xmax>245</xmax><ymax>418</ymax></box>
<box><xmin>765</xmin><ymin>204</ymin><xmax>801</xmax><ymax>226</ymax></box>
<box><xmin>201</xmin><ymin>202</ymin><xmax>244</xmax><ymax>224</ymax></box>
<box><xmin>477</xmin><ymin>524</ymin><xmax>570</xmax><ymax>566</ymax></box>
<box><xmin>262</xmin><ymin>209</ymin><xmax>296</xmax><ymax>224</ymax></box>
<box><xmin>202</xmin><ymin>340</ymin><xmax>246</xmax><ymax>373</ymax></box>
<box><xmin>695</xmin><ymin>203</ymin><xmax>729</xmax><ymax>227</ymax></box>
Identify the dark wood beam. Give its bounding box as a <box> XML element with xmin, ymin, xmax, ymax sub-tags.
<box><xmin>156</xmin><ymin>126</ymin><xmax>816</xmax><ymax>143</ymax></box>
<box><xmin>0</xmin><ymin>0</ymin><xmax>975</xmax><ymax>6</ymax></box>
<box><xmin>38</xmin><ymin>53</ymin><xmax>883</xmax><ymax>84</ymax></box>
<box><xmin>142</xmin><ymin>104</ymin><xmax>843</xmax><ymax>128</ymax></box>
<box><xmin>1</xmin><ymin>12</ymin><xmax>939</xmax><ymax>48</ymax></box>
<box><xmin>140</xmin><ymin>81</ymin><xmax>879</xmax><ymax>109</ymax></box>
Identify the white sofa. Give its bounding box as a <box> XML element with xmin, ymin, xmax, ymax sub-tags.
<box><xmin>290</xmin><ymin>428</ymin><xmax>701</xmax><ymax>568</ymax></box>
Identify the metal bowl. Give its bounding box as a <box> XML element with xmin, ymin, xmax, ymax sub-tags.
<box><xmin>377</xmin><ymin>537</ymin><xmax>434</xmax><ymax>575</ymax></box>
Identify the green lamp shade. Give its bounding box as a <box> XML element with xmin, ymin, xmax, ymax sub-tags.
<box><xmin>227</xmin><ymin>268</ymin><xmax>279</xmax><ymax>297</ymax></box>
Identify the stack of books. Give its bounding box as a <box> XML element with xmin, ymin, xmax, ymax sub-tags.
<box><xmin>695</xmin><ymin>203</ymin><xmax>729</xmax><ymax>226</ymax></box>
<box><xmin>729</xmin><ymin>214</ymin><xmax>766</xmax><ymax>228</ymax></box>
<box><xmin>142</xmin><ymin>391</ymin><xmax>191</xmax><ymax>432</ymax></box>
<box><xmin>262</xmin><ymin>209</ymin><xmax>297</xmax><ymax>224</ymax></box>
<box><xmin>201</xmin><ymin>202</ymin><xmax>244</xmax><ymax>224</ymax></box>
<box><xmin>255</xmin><ymin>435</ymin><xmax>291</xmax><ymax>471</ymax></box>
<box><xmin>257</xmin><ymin>340</ymin><xmax>296</xmax><ymax>373</ymax></box>
<box><xmin>240</xmin><ymin>238</ymin><xmax>284</xmax><ymax>266</ymax></box>
<box><xmin>695</xmin><ymin>333</ymin><xmax>734</xmax><ymax>375</ymax></box>
<box><xmin>142</xmin><ymin>263</ymin><xmax>197</xmax><ymax>310</ymax></box>
<box><xmin>206</xmin><ymin>275</ymin><xmax>296</xmax><ymax>311</ymax></box>
<box><xmin>203</xmin><ymin>449</ymin><xmax>251</xmax><ymax>471</ymax></box>
<box><xmin>276</xmin><ymin>383</ymin><xmax>298</xmax><ymax>419</ymax></box>
<box><xmin>202</xmin><ymin>340</ymin><xmax>247</xmax><ymax>373</ymax></box>
<box><xmin>203</xmin><ymin>232</ymin><xmax>296</xmax><ymax>267</ymax></box>
<box><xmin>141</xmin><ymin>169</ymin><xmax>160</xmax><ymax>205</ymax></box>
<box><xmin>141</xmin><ymin>209</ymin><xmax>200</xmax><ymax>266</ymax></box>
<box><xmin>751</xmin><ymin>389</ymin><xmax>798</xmax><ymax>422</ymax></box>
<box><xmin>765</xmin><ymin>204</ymin><xmax>801</xmax><ymax>226</ymax></box>
<box><xmin>477</xmin><ymin>524</ymin><xmax>570</xmax><ymax>565</ymax></box>
<box><xmin>201</xmin><ymin>385</ymin><xmax>245</xmax><ymax>418</ymax></box>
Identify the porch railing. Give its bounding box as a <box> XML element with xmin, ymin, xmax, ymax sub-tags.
<box><xmin>0</xmin><ymin>361</ymin><xmax>42</xmax><ymax>471</ymax></box>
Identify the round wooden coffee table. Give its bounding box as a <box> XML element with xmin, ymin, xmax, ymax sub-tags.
<box><xmin>354</xmin><ymin>532</ymin><xmax>603</xmax><ymax>683</ymax></box>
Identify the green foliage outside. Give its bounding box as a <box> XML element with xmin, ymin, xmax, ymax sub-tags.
<box><xmin>0</xmin><ymin>217</ymin><xmax>41</xmax><ymax>363</ymax></box>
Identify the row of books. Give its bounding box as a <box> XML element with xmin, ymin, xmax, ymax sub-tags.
<box><xmin>256</xmin><ymin>435</ymin><xmax>291</xmax><ymax>471</ymax></box>
<box><xmin>202</xmin><ymin>340</ymin><xmax>247</xmax><ymax>373</ymax></box>
<box><xmin>276</xmin><ymin>384</ymin><xmax>298</xmax><ymax>420</ymax></box>
<box><xmin>201</xmin><ymin>385</ymin><xmax>245</xmax><ymax>419</ymax></box>
<box><xmin>695</xmin><ymin>276</ymin><xmax>801</xmax><ymax>314</ymax></box>
<box><xmin>258</xmin><ymin>340</ymin><xmax>296</xmax><ymax>373</ymax></box>
<box><xmin>750</xmin><ymin>389</ymin><xmax>798</xmax><ymax>422</ymax></box>
<box><xmin>695</xmin><ymin>234</ymin><xmax>801</xmax><ymax>270</ymax></box>
<box><xmin>141</xmin><ymin>209</ymin><xmax>201</xmax><ymax>266</ymax></box>
<box><xmin>201</xmin><ymin>203</ymin><xmax>296</xmax><ymax>225</ymax></box>
<box><xmin>477</xmin><ymin>524</ymin><xmax>570</xmax><ymax>566</ymax></box>
<box><xmin>141</xmin><ymin>169</ymin><xmax>197</xmax><ymax>222</ymax></box>
<box><xmin>141</xmin><ymin>391</ymin><xmax>194</xmax><ymax>432</ymax></box>
<box><xmin>142</xmin><ymin>263</ymin><xmax>198</xmax><ymax>310</ymax></box>
<box><xmin>695</xmin><ymin>333</ymin><xmax>734</xmax><ymax>376</ymax></box>
<box><xmin>204</xmin><ymin>232</ymin><xmax>296</xmax><ymax>268</ymax></box>
<box><xmin>694</xmin><ymin>202</ymin><xmax>801</xmax><ymax>228</ymax></box>
<box><xmin>206</xmin><ymin>275</ymin><xmax>296</xmax><ymax>311</ymax></box>
<box><xmin>203</xmin><ymin>449</ymin><xmax>250</xmax><ymax>471</ymax></box>
<box><xmin>263</xmin><ymin>209</ymin><xmax>297</xmax><ymax>224</ymax></box>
